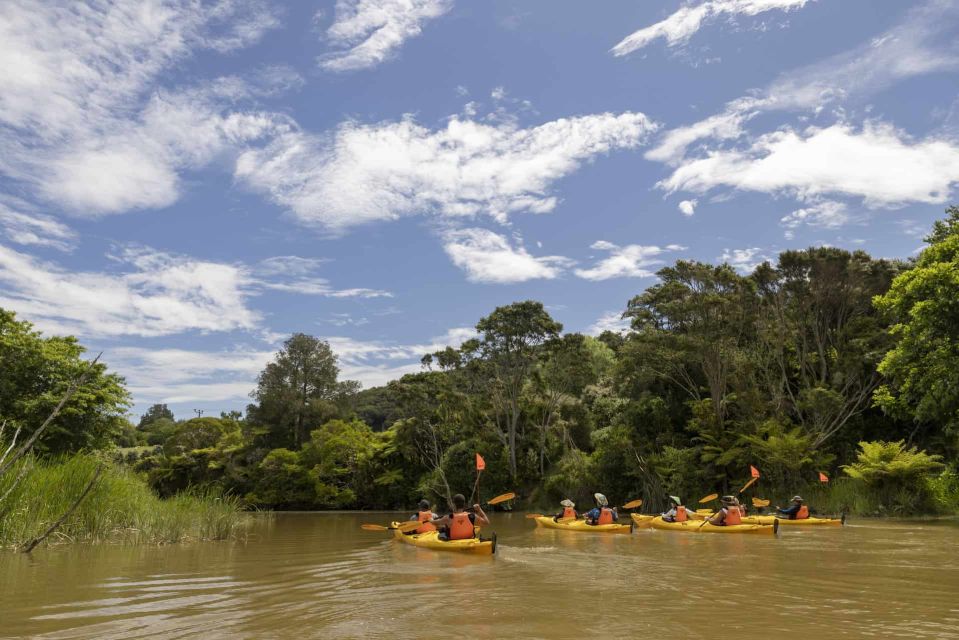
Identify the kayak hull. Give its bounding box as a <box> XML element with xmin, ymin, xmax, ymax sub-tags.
<box><xmin>391</xmin><ymin>523</ymin><xmax>495</xmax><ymax>555</ymax></box>
<box><xmin>649</xmin><ymin>516</ymin><xmax>778</xmax><ymax>536</ymax></box>
<box><xmin>741</xmin><ymin>515</ymin><xmax>844</xmax><ymax>527</ymax></box>
<box><xmin>630</xmin><ymin>514</ymin><xmax>655</xmax><ymax>528</ymax></box>
<box><xmin>534</xmin><ymin>516</ymin><xmax>632</xmax><ymax>534</ymax></box>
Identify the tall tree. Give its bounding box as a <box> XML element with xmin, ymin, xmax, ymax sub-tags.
<box><xmin>874</xmin><ymin>206</ymin><xmax>959</xmax><ymax>454</ymax></box>
<box><xmin>138</xmin><ymin>404</ymin><xmax>174</xmax><ymax>429</ymax></box>
<box><xmin>474</xmin><ymin>301</ymin><xmax>562</xmax><ymax>479</ymax></box>
<box><xmin>247</xmin><ymin>334</ymin><xmax>358</xmax><ymax>449</ymax></box>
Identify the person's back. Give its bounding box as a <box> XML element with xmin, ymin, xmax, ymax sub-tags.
<box><xmin>554</xmin><ymin>499</ymin><xmax>577</xmax><ymax>521</ymax></box>
<box><xmin>709</xmin><ymin>496</ymin><xmax>742</xmax><ymax>526</ymax></box>
<box><xmin>409</xmin><ymin>499</ymin><xmax>436</xmax><ymax>534</ymax></box>
<box><xmin>586</xmin><ymin>494</ymin><xmax>617</xmax><ymax>525</ymax></box>
<box><xmin>662</xmin><ymin>497</ymin><xmax>688</xmax><ymax>522</ymax></box>
<box><xmin>432</xmin><ymin>493</ymin><xmax>490</xmax><ymax>541</ymax></box>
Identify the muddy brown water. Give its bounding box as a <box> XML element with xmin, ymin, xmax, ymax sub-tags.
<box><xmin>2</xmin><ymin>513</ymin><xmax>958</xmax><ymax>639</ymax></box>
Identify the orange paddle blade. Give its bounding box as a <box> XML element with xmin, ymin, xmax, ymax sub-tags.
<box><xmin>361</xmin><ymin>524</ymin><xmax>388</xmax><ymax>531</ymax></box>
<box><xmin>487</xmin><ymin>492</ymin><xmax>516</xmax><ymax>505</ymax></box>
<box><xmin>525</xmin><ymin>513</ymin><xmax>544</xmax><ymax>519</ymax></box>
<box><xmin>752</xmin><ymin>498</ymin><xmax>770</xmax><ymax>507</ymax></box>
<box><xmin>699</xmin><ymin>493</ymin><xmax>719</xmax><ymax>504</ymax></box>
<box><xmin>621</xmin><ymin>499</ymin><xmax>643</xmax><ymax>509</ymax></box>
<box><xmin>396</xmin><ymin>520</ymin><xmax>425</xmax><ymax>533</ymax></box>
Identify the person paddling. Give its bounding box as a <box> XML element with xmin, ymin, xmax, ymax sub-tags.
<box><xmin>661</xmin><ymin>496</ymin><xmax>690</xmax><ymax>523</ymax></box>
<box><xmin>585</xmin><ymin>493</ymin><xmax>617</xmax><ymax>525</ymax></box>
<box><xmin>432</xmin><ymin>493</ymin><xmax>489</xmax><ymax>541</ymax></box>
<box><xmin>407</xmin><ymin>499</ymin><xmax>437</xmax><ymax>534</ymax></box>
<box><xmin>552</xmin><ymin>498</ymin><xmax>578</xmax><ymax>522</ymax></box>
<box><xmin>776</xmin><ymin>496</ymin><xmax>810</xmax><ymax>520</ymax></box>
<box><xmin>708</xmin><ymin>495</ymin><xmax>743</xmax><ymax>526</ymax></box>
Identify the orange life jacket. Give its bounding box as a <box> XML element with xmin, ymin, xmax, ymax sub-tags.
<box><xmin>675</xmin><ymin>506</ymin><xmax>687</xmax><ymax>522</ymax></box>
<box><xmin>449</xmin><ymin>511</ymin><xmax>474</xmax><ymax>540</ymax></box>
<box><xmin>723</xmin><ymin>506</ymin><xmax>742</xmax><ymax>526</ymax></box>
<box><xmin>796</xmin><ymin>505</ymin><xmax>809</xmax><ymax>520</ymax></box>
<box><xmin>597</xmin><ymin>507</ymin><xmax>614</xmax><ymax>525</ymax></box>
<box><xmin>562</xmin><ymin>506</ymin><xmax>577</xmax><ymax>519</ymax></box>
<box><xmin>416</xmin><ymin>510</ymin><xmax>436</xmax><ymax>534</ymax></box>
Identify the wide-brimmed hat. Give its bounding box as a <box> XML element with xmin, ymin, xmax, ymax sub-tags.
<box><xmin>721</xmin><ymin>495</ymin><xmax>739</xmax><ymax>505</ymax></box>
<box><xmin>560</xmin><ymin>499</ymin><xmax>575</xmax><ymax>508</ymax></box>
<box><xmin>418</xmin><ymin>499</ymin><xmax>430</xmax><ymax>510</ymax></box>
<box><xmin>593</xmin><ymin>493</ymin><xmax>608</xmax><ymax>507</ymax></box>
<box><xmin>791</xmin><ymin>495</ymin><xmax>804</xmax><ymax>503</ymax></box>
<box><xmin>670</xmin><ymin>495</ymin><xmax>682</xmax><ymax>506</ymax></box>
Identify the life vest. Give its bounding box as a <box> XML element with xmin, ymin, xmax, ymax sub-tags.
<box><xmin>416</xmin><ymin>510</ymin><xmax>436</xmax><ymax>534</ymax></box>
<box><xmin>723</xmin><ymin>506</ymin><xmax>742</xmax><ymax>526</ymax></box>
<box><xmin>597</xmin><ymin>507</ymin><xmax>614</xmax><ymax>525</ymax></box>
<box><xmin>795</xmin><ymin>505</ymin><xmax>809</xmax><ymax>520</ymax></box>
<box><xmin>739</xmin><ymin>505</ymin><xmax>747</xmax><ymax>516</ymax></box>
<box><xmin>562</xmin><ymin>507</ymin><xmax>577</xmax><ymax>519</ymax></box>
<box><xmin>675</xmin><ymin>506</ymin><xmax>687</xmax><ymax>522</ymax></box>
<box><xmin>448</xmin><ymin>512</ymin><xmax>474</xmax><ymax>540</ymax></box>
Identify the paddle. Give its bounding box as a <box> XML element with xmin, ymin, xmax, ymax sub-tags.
<box><xmin>621</xmin><ymin>499</ymin><xmax>643</xmax><ymax>510</ymax></box>
<box><xmin>360</xmin><ymin>520</ymin><xmax>424</xmax><ymax>533</ymax></box>
<box><xmin>699</xmin><ymin>493</ymin><xmax>719</xmax><ymax>504</ymax></box>
<box><xmin>525</xmin><ymin>513</ymin><xmax>544</xmax><ymax>519</ymax></box>
<box><xmin>486</xmin><ymin>492</ymin><xmax>515</xmax><ymax>506</ymax></box>
<box><xmin>752</xmin><ymin>498</ymin><xmax>770</xmax><ymax>508</ymax></box>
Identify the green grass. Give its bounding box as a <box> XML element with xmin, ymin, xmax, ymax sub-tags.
<box><xmin>0</xmin><ymin>454</ymin><xmax>255</xmax><ymax>549</ymax></box>
<box><xmin>801</xmin><ymin>473</ymin><xmax>959</xmax><ymax>517</ymax></box>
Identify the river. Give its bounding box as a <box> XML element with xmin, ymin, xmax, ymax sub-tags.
<box><xmin>2</xmin><ymin>513</ymin><xmax>958</xmax><ymax>639</ymax></box>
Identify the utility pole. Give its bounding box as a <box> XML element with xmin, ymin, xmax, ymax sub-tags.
<box><xmin>194</xmin><ymin>409</ymin><xmax>204</xmax><ymax>418</ymax></box>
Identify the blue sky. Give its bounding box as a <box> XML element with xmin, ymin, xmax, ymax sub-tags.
<box><xmin>2</xmin><ymin>0</ymin><xmax>958</xmax><ymax>419</ymax></box>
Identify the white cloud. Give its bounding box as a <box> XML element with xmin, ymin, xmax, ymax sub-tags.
<box><xmin>611</xmin><ymin>0</ymin><xmax>811</xmax><ymax>56</ymax></box>
<box><xmin>586</xmin><ymin>311</ymin><xmax>631</xmax><ymax>336</ymax></box>
<box><xmin>574</xmin><ymin>241</ymin><xmax>684</xmax><ymax>281</ymax></box>
<box><xmin>659</xmin><ymin>122</ymin><xmax>959</xmax><ymax>207</ymax></box>
<box><xmin>235</xmin><ymin>111</ymin><xmax>656</xmax><ymax>231</ymax></box>
<box><xmin>0</xmin><ymin>201</ymin><xmax>77</xmax><ymax>251</ymax></box>
<box><xmin>780</xmin><ymin>200</ymin><xmax>852</xmax><ymax>238</ymax></box>
<box><xmin>319</xmin><ymin>0</ymin><xmax>453</xmax><ymax>72</ymax></box>
<box><xmin>0</xmin><ymin>244</ymin><xmax>260</xmax><ymax>338</ymax></box>
<box><xmin>719</xmin><ymin>247</ymin><xmax>771</xmax><ymax>273</ymax></box>
<box><xmin>0</xmin><ymin>1</ymin><xmax>285</xmax><ymax>215</ymax></box>
<box><xmin>678</xmin><ymin>199</ymin><xmax>698</xmax><ymax>216</ymax></box>
<box><xmin>0</xmin><ymin>245</ymin><xmax>391</xmax><ymax>338</ymax></box>
<box><xmin>443</xmin><ymin>228</ymin><xmax>572</xmax><ymax>284</ymax></box>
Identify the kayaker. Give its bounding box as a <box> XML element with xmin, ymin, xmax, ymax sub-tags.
<box><xmin>407</xmin><ymin>499</ymin><xmax>437</xmax><ymax>534</ymax></box>
<box><xmin>661</xmin><ymin>496</ymin><xmax>690</xmax><ymax>523</ymax></box>
<box><xmin>708</xmin><ymin>495</ymin><xmax>743</xmax><ymax>526</ymax></box>
<box><xmin>432</xmin><ymin>493</ymin><xmax>489</xmax><ymax>541</ymax></box>
<box><xmin>585</xmin><ymin>493</ymin><xmax>617</xmax><ymax>525</ymax></box>
<box><xmin>552</xmin><ymin>498</ymin><xmax>577</xmax><ymax>522</ymax></box>
<box><xmin>776</xmin><ymin>496</ymin><xmax>810</xmax><ymax>520</ymax></box>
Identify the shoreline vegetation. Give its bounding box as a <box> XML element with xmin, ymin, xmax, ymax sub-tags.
<box><xmin>4</xmin><ymin>207</ymin><xmax>959</xmax><ymax>549</ymax></box>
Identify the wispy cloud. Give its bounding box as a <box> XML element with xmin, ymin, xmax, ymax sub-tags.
<box><xmin>586</xmin><ymin>311</ymin><xmax>631</xmax><ymax>336</ymax></box>
<box><xmin>574</xmin><ymin>241</ymin><xmax>684</xmax><ymax>281</ymax></box>
<box><xmin>235</xmin><ymin>111</ymin><xmax>656</xmax><ymax>231</ymax></box>
<box><xmin>443</xmin><ymin>228</ymin><xmax>572</xmax><ymax>284</ymax></box>
<box><xmin>319</xmin><ymin>0</ymin><xmax>453</xmax><ymax>72</ymax></box>
<box><xmin>780</xmin><ymin>200</ymin><xmax>852</xmax><ymax>239</ymax></box>
<box><xmin>719</xmin><ymin>247</ymin><xmax>772</xmax><ymax>273</ymax></box>
<box><xmin>0</xmin><ymin>201</ymin><xmax>77</xmax><ymax>251</ymax></box>
<box><xmin>611</xmin><ymin>0</ymin><xmax>811</xmax><ymax>56</ymax></box>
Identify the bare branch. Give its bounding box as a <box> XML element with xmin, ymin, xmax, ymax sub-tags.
<box><xmin>21</xmin><ymin>464</ymin><xmax>103</xmax><ymax>553</ymax></box>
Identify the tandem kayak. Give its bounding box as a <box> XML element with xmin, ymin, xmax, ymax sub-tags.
<box><xmin>534</xmin><ymin>516</ymin><xmax>633</xmax><ymax>534</ymax></box>
<box><xmin>741</xmin><ymin>515</ymin><xmax>845</xmax><ymax>527</ymax></box>
<box><xmin>630</xmin><ymin>514</ymin><xmax>656</xmax><ymax>528</ymax></box>
<box><xmin>649</xmin><ymin>516</ymin><xmax>778</xmax><ymax>535</ymax></box>
<box><xmin>391</xmin><ymin>523</ymin><xmax>496</xmax><ymax>555</ymax></box>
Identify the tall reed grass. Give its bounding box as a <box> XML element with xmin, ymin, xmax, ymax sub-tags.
<box><xmin>0</xmin><ymin>454</ymin><xmax>254</xmax><ymax>549</ymax></box>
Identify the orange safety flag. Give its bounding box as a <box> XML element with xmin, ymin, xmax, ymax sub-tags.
<box><xmin>475</xmin><ymin>453</ymin><xmax>486</xmax><ymax>471</ymax></box>
<box><xmin>750</xmin><ymin>465</ymin><xmax>761</xmax><ymax>479</ymax></box>
<box><xmin>819</xmin><ymin>472</ymin><xmax>829</xmax><ymax>483</ymax></box>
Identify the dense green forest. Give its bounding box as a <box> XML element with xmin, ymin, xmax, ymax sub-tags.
<box><xmin>5</xmin><ymin>208</ymin><xmax>959</xmax><ymax>520</ymax></box>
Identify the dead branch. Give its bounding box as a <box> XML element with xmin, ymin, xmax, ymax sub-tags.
<box><xmin>21</xmin><ymin>464</ymin><xmax>103</xmax><ymax>553</ymax></box>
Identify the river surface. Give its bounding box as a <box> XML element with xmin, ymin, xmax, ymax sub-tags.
<box><xmin>3</xmin><ymin>513</ymin><xmax>959</xmax><ymax>639</ymax></box>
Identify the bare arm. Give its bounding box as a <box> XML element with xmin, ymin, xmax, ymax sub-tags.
<box><xmin>472</xmin><ymin>504</ymin><xmax>490</xmax><ymax>526</ymax></box>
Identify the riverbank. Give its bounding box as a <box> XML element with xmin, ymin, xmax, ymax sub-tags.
<box><xmin>0</xmin><ymin>454</ymin><xmax>254</xmax><ymax>550</ymax></box>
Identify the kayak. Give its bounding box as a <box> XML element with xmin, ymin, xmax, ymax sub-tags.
<box><xmin>534</xmin><ymin>516</ymin><xmax>633</xmax><ymax>534</ymax></box>
<box><xmin>649</xmin><ymin>516</ymin><xmax>778</xmax><ymax>536</ymax></box>
<box><xmin>741</xmin><ymin>515</ymin><xmax>845</xmax><ymax>527</ymax></box>
<box><xmin>630</xmin><ymin>514</ymin><xmax>656</xmax><ymax>528</ymax></box>
<box><xmin>391</xmin><ymin>522</ymin><xmax>496</xmax><ymax>555</ymax></box>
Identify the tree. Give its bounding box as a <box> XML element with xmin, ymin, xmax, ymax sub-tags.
<box><xmin>247</xmin><ymin>333</ymin><xmax>359</xmax><ymax>449</ymax></box>
<box><xmin>0</xmin><ymin>308</ymin><xmax>129</xmax><ymax>454</ymax></box>
<box><xmin>473</xmin><ymin>301</ymin><xmax>562</xmax><ymax>479</ymax></box>
<box><xmin>875</xmin><ymin>206</ymin><xmax>959</xmax><ymax>453</ymax></box>
<box><xmin>138</xmin><ymin>404</ymin><xmax>174</xmax><ymax>429</ymax></box>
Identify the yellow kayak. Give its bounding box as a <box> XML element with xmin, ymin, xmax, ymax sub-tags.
<box><xmin>630</xmin><ymin>514</ymin><xmax>656</xmax><ymax>528</ymax></box>
<box><xmin>649</xmin><ymin>516</ymin><xmax>778</xmax><ymax>536</ymax></box>
<box><xmin>391</xmin><ymin>522</ymin><xmax>496</xmax><ymax>555</ymax></box>
<box><xmin>741</xmin><ymin>515</ymin><xmax>845</xmax><ymax>527</ymax></box>
<box><xmin>534</xmin><ymin>516</ymin><xmax>632</xmax><ymax>534</ymax></box>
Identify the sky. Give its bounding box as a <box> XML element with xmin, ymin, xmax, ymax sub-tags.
<box><xmin>2</xmin><ymin>0</ymin><xmax>958</xmax><ymax>420</ymax></box>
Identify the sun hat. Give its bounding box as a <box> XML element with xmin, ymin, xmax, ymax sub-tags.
<box><xmin>670</xmin><ymin>495</ymin><xmax>682</xmax><ymax>505</ymax></box>
<box><xmin>560</xmin><ymin>499</ymin><xmax>575</xmax><ymax>508</ymax></box>
<box><xmin>593</xmin><ymin>493</ymin><xmax>608</xmax><ymax>507</ymax></box>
